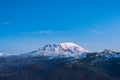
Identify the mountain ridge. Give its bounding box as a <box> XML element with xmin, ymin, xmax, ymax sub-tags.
<box><xmin>0</xmin><ymin>42</ymin><xmax>120</xmax><ymax>80</ymax></box>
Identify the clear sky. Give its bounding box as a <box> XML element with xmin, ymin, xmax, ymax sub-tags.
<box><xmin>0</xmin><ymin>0</ymin><xmax>120</xmax><ymax>53</ymax></box>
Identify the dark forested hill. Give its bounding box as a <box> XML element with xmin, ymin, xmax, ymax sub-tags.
<box><xmin>0</xmin><ymin>51</ymin><xmax>120</xmax><ymax>80</ymax></box>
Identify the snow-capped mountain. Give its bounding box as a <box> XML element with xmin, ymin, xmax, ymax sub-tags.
<box><xmin>87</xmin><ymin>49</ymin><xmax>120</xmax><ymax>59</ymax></box>
<box><xmin>29</xmin><ymin>42</ymin><xmax>87</xmax><ymax>58</ymax></box>
<box><xmin>1</xmin><ymin>42</ymin><xmax>120</xmax><ymax>60</ymax></box>
<box><xmin>100</xmin><ymin>49</ymin><xmax>120</xmax><ymax>58</ymax></box>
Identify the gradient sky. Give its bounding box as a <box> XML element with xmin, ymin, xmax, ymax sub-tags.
<box><xmin>0</xmin><ymin>0</ymin><xmax>120</xmax><ymax>53</ymax></box>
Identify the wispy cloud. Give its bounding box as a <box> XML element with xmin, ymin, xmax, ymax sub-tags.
<box><xmin>0</xmin><ymin>21</ymin><xmax>11</xmax><ymax>25</ymax></box>
<box><xmin>4</xmin><ymin>22</ymin><xmax>11</xmax><ymax>24</ymax></box>
<box><xmin>20</xmin><ymin>30</ymin><xmax>64</xmax><ymax>35</ymax></box>
<box><xmin>90</xmin><ymin>30</ymin><xmax>102</xmax><ymax>35</ymax></box>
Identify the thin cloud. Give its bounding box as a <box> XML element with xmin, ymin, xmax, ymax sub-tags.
<box><xmin>90</xmin><ymin>30</ymin><xmax>102</xmax><ymax>35</ymax></box>
<box><xmin>20</xmin><ymin>30</ymin><xmax>64</xmax><ymax>35</ymax></box>
<box><xmin>0</xmin><ymin>21</ymin><xmax>11</xmax><ymax>25</ymax></box>
<box><xmin>4</xmin><ymin>22</ymin><xmax>11</xmax><ymax>24</ymax></box>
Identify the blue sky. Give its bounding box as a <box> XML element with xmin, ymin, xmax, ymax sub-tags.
<box><xmin>0</xmin><ymin>0</ymin><xmax>120</xmax><ymax>53</ymax></box>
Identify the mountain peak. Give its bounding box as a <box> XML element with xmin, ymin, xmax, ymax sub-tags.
<box><xmin>60</xmin><ymin>42</ymin><xmax>80</xmax><ymax>47</ymax></box>
<box><xmin>102</xmin><ymin>49</ymin><xmax>115</xmax><ymax>54</ymax></box>
<box><xmin>59</xmin><ymin>42</ymin><xmax>85</xmax><ymax>52</ymax></box>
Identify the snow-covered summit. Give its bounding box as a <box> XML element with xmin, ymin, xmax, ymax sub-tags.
<box><xmin>30</xmin><ymin>42</ymin><xmax>87</xmax><ymax>58</ymax></box>
<box><xmin>59</xmin><ymin>42</ymin><xmax>85</xmax><ymax>52</ymax></box>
